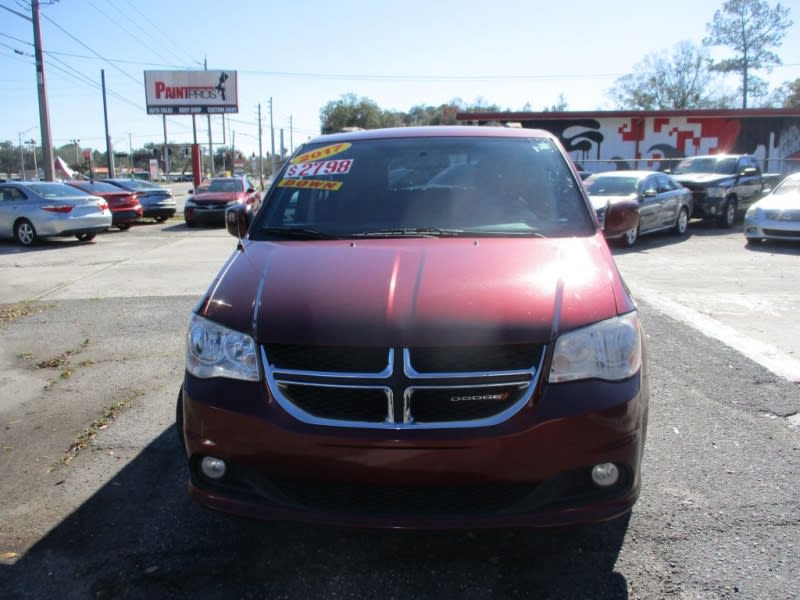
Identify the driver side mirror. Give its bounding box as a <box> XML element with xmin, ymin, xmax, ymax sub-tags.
<box><xmin>225</xmin><ymin>204</ymin><xmax>251</xmax><ymax>239</ymax></box>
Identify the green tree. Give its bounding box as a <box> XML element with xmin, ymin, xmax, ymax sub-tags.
<box><xmin>781</xmin><ymin>78</ymin><xmax>800</xmax><ymax>107</ymax></box>
<box><xmin>319</xmin><ymin>94</ymin><xmax>387</xmax><ymax>134</ymax></box>
<box><xmin>610</xmin><ymin>42</ymin><xmax>734</xmax><ymax>110</ymax></box>
<box><xmin>703</xmin><ymin>0</ymin><xmax>793</xmax><ymax>108</ymax></box>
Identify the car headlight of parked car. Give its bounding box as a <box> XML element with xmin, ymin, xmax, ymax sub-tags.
<box><xmin>745</xmin><ymin>206</ymin><xmax>762</xmax><ymax>219</ymax></box>
<box><xmin>706</xmin><ymin>186</ymin><xmax>728</xmax><ymax>199</ymax></box>
<box><xmin>184</xmin><ymin>198</ymin><xmax>197</xmax><ymax>208</ymax></box>
<box><xmin>186</xmin><ymin>314</ymin><xmax>260</xmax><ymax>381</ymax></box>
<box><xmin>548</xmin><ymin>312</ymin><xmax>642</xmax><ymax>383</ymax></box>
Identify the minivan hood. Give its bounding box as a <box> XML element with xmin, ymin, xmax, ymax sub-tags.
<box><xmin>190</xmin><ymin>192</ymin><xmax>242</xmax><ymax>204</ymax></box>
<box><xmin>198</xmin><ymin>235</ymin><xmax>631</xmax><ymax>347</ymax></box>
<box><xmin>672</xmin><ymin>173</ymin><xmax>732</xmax><ymax>186</ymax></box>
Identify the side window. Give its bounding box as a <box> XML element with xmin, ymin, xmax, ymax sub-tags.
<box><xmin>642</xmin><ymin>176</ymin><xmax>658</xmax><ymax>195</ymax></box>
<box><xmin>656</xmin><ymin>174</ymin><xmax>673</xmax><ymax>192</ymax></box>
<box><xmin>1</xmin><ymin>187</ymin><xmax>26</xmax><ymax>201</ymax></box>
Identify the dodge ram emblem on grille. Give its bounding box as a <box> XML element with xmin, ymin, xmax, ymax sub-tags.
<box><xmin>450</xmin><ymin>392</ymin><xmax>510</xmax><ymax>402</ymax></box>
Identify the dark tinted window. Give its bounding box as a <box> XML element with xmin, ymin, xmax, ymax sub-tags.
<box><xmin>255</xmin><ymin>136</ymin><xmax>592</xmax><ymax>238</ymax></box>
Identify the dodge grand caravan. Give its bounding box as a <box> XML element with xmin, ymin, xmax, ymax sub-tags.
<box><xmin>178</xmin><ymin>126</ymin><xmax>648</xmax><ymax>529</ymax></box>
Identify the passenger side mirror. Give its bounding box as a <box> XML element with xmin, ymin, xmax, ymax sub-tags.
<box><xmin>642</xmin><ymin>188</ymin><xmax>657</xmax><ymax>198</ymax></box>
<box><xmin>604</xmin><ymin>199</ymin><xmax>639</xmax><ymax>236</ymax></box>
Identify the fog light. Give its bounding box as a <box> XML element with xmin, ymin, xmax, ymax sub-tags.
<box><xmin>591</xmin><ymin>463</ymin><xmax>619</xmax><ymax>487</ymax></box>
<box><xmin>200</xmin><ymin>456</ymin><xmax>227</xmax><ymax>479</ymax></box>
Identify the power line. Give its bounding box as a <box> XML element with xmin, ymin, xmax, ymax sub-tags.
<box><xmin>39</xmin><ymin>10</ymin><xmax>142</xmax><ymax>87</ymax></box>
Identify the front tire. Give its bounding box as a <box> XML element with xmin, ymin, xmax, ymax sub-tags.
<box><xmin>673</xmin><ymin>207</ymin><xmax>689</xmax><ymax>235</ymax></box>
<box><xmin>717</xmin><ymin>198</ymin><xmax>737</xmax><ymax>228</ymax></box>
<box><xmin>15</xmin><ymin>219</ymin><xmax>38</xmax><ymax>246</ymax></box>
<box><xmin>75</xmin><ymin>233</ymin><xmax>96</xmax><ymax>242</ymax></box>
<box><xmin>117</xmin><ymin>223</ymin><xmax>132</xmax><ymax>231</ymax></box>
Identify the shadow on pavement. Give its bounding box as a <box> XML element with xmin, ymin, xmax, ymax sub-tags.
<box><xmin>1</xmin><ymin>427</ymin><xmax>630</xmax><ymax>600</ymax></box>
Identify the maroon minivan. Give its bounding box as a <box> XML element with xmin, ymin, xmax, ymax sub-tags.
<box><xmin>179</xmin><ymin>126</ymin><xmax>647</xmax><ymax>529</ymax></box>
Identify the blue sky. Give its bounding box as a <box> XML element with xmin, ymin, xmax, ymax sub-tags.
<box><xmin>2</xmin><ymin>0</ymin><xmax>799</xmax><ymax>159</ymax></box>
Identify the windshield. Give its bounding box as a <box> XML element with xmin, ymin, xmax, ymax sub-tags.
<box><xmin>196</xmin><ymin>179</ymin><xmax>244</xmax><ymax>193</ymax></box>
<box><xmin>773</xmin><ymin>177</ymin><xmax>800</xmax><ymax>197</ymax></box>
<box><xmin>253</xmin><ymin>136</ymin><xmax>593</xmax><ymax>239</ymax></box>
<box><xmin>71</xmin><ymin>181</ymin><xmax>125</xmax><ymax>193</ymax></box>
<box><xmin>109</xmin><ymin>179</ymin><xmax>159</xmax><ymax>190</ymax></box>
<box><xmin>672</xmin><ymin>157</ymin><xmax>738</xmax><ymax>175</ymax></box>
<box><xmin>585</xmin><ymin>176</ymin><xmax>639</xmax><ymax>196</ymax></box>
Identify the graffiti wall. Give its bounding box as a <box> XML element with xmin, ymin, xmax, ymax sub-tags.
<box><xmin>519</xmin><ymin>116</ymin><xmax>800</xmax><ymax>175</ymax></box>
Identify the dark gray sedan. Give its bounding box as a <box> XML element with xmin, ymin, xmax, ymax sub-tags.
<box><xmin>0</xmin><ymin>181</ymin><xmax>112</xmax><ymax>246</ymax></box>
<box><xmin>585</xmin><ymin>170</ymin><xmax>693</xmax><ymax>247</ymax></box>
<box><xmin>102</xmin><ymin>178</ymin><xmax>177</xmax><ymax>222</ymax></box>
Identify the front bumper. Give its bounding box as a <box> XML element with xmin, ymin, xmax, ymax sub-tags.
<box><xmin>184</xmin><ymin>205</ymin><xmax>227</xmax><ymax>225</ymax></box>
<box><xmin>744</xmin><ymin>216</ymin><xmax>800</xmax><ymax>241</ymax></box>
<box><xmin>691</xmin><ymin>194</ymin><xmax>726</xmax><ymax>219</ymax></box>
<box><xmin>181</xmin><ymin>373</ymin><xmax>648</xmax><ymax>529</ymax></box>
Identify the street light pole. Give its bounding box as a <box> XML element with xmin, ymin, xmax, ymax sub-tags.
<box><xmin>28</xmin><ymin>139</ymin><xmax>38</xmax><ymax>178</ymax></box>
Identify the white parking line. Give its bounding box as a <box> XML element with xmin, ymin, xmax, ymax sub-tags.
<box><xmin>634</xmin><ymin>287</ymin><xmax>800</xmax><ymax>383</ymax></box>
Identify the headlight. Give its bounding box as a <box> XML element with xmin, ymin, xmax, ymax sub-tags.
<box><xmin>548</xmin><ymin>312</ymin><xmax>642</xmax><ymax>383</ymax></box>
<box><xmin>745</xmin><ymin>206</ymin><xmax>762</xmax><ymax>219</ymax></box>
<box><xmin>706</xmin><ymin>186</ymin><xmax>728</xmax><ymax>198</ymax></box>
<box><xmin>185</xmin><ymin>198</ymin><xmax>196</xmax><ymax>207</ymax></box>
<box><xmin>186</xmin><ymin>314</ymin><xmax>260</xmax><ymax>381</ymax></box>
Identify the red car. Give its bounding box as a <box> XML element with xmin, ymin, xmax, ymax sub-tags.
<box><xmin>179</xmin><ymin>126</ymin><xmax>647</xmax><ymax>530</ymax></box>
<box><xmin>183</xmin><ymin>176</ymin><xmax>260</xmax><ymax>227</ymax></box>
<box><xmin>65</xmin><ymin>180</ymin><xmax>142</xmax><ymax>230</ymax></box>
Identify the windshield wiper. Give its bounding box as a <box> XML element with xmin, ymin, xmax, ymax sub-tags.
<box><xmin>258</xmin><ymin>227</ymin><xmax>339</xmax><ymax>240</ymax></box>
<box><xmin>349</xmin><ymin>227</ymin><xmax>465</xmax><ymax>238</ymax></box>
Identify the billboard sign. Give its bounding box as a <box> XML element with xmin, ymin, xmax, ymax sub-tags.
<box><xmin>144</xmin><ymin>70</ymin><xmax>238</xmax><ymax>115</ymax></box>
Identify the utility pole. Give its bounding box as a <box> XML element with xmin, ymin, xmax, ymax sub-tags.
<box><xmin>162</xmin><ymin>115</ymin><xmax>170</xmax><ymax>175</ymax></box>
<box><xmin>70</xmin><ymin>139</ymin><xmax>80</xmax><ymax>165</ymax></box>
<box><xmin>269</xmin><ymin>97</ymin><xmax>276</xmax><ymax>179</ymax></box>
<box><xmin>289</xmin><ymin>115</ymin><xmax>294</xmax><ymax>153</ymax></box>
<box><xmin>32</xmin><ymin>0</ymin><xmax>55</xmax><ymax>181</ymax></box>
<box><xmin>257</xmin><ymin>103</ymin><xmax>264</xmax><ymax>189</ymax></box>
<box><xmin>101</xmin><ymin>69</ymin><xmax>115</xmax><ymax>178</ymax></box>
<box><xmin>205</xmin><ymin>58</ymin><xmax>214</xmax><ymax>176</ymax></box>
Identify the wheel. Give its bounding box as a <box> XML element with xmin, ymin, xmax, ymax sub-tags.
<box><xmin>673</xmin><ymin>207</ymin><xmax>689</xmax><ymax>235</ymax></box>
<box><xmin>75</xmin><ymin>233</ymin><xmax>96</xmax><ymax>242</ymax></box>
<box><xmin>620</xmin><ymin>225</ymin><xmax>638</xmax><ymax>247</ymax></box>
<box><xmin>185</xmin><ymin>219</ymin><xmax>196</xmax><ymax>228</ymax></box>
<box><xmin>154</xmin><ymin>216</ymin><xmax>166</xmax><ymax>223</ymax></box>
<box><xmin>117</xmin><ymin>223</ymin><xmax>132</xmax><ymax>231</ymax></box>
<box><xmin>717</xmin><ymin>198</ymin><xmax>737</xmax><ymax>228</ymax></box>
<box><xmin>14</xmin><ymin>219</ymin><xmax>38</xmax><ymax>246</ymax></box>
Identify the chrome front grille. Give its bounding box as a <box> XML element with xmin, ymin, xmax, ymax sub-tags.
<box><xmin>262</xmin><ymin>344</ymin><xmax>544</xmax><ymax>429</ymax></box>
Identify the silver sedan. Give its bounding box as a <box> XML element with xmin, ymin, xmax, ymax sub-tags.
<box><xmin>744</xmin><ymin>172</ymin><xmax>800</xmax><ymax>245</ymax></box>
<box><xmin>0</xmin><ymin>181</ymin><xmax>112</xmax><ymax>246</ymax></box>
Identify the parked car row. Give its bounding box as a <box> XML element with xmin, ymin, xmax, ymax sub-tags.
<box><xmin>0</xmin><ymin>177</ymin><xmax>177</xmax><ymax>246</ymax></box>
<box><xmin>584</xmin><ymin>155</ymin><xmax>798</xmax><ymax>247</ymax></box>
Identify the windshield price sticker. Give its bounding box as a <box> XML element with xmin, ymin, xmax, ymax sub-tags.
<box><xmin>291</xmin><ymin>142</ymin><xmax>351</xmax><ymax>165</ymax></box>
<box><xmin>278</xmin><ymin>178</ymin><xmax>343</xmax><ymax>191</ymax></box>
<box><xmin>284</xmin><ymin>159</ymin><xmax>353</xmax><ymax>179</ymax></box>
